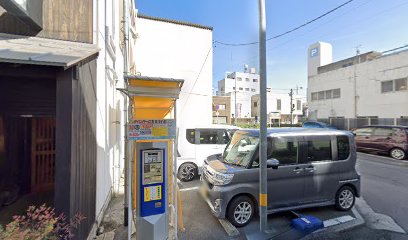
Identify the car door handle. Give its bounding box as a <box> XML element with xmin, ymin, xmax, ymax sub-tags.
<box><xmin>293</xmin><ymin>168</ymin><xmax>303</xmax><ymax>174</ymax></box>
<box><xmin>305</xmin><ymin>166</ymin><xmax>315</xmax><ymax>173</ymax></box>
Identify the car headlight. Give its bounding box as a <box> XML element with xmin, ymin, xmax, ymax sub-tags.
<box><xmin>212</xmin><ymin>172</ymin><xmax>234</xmax><ymax>186</ymax></box>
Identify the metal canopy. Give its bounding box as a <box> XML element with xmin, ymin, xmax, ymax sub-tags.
<box><xmin>0</xmin><ymin>33</ymin><xmax>100</xmax><ymax>68</ymax></box>
<box><xmin>124</xmin><ymin>75</ymin><xmax>184</xmax><ymax>120</ymax></box>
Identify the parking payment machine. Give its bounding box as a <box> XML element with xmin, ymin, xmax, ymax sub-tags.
<box><xmin>135</xmin><ymin>143</ymin><xmax>169</xmax><ymax>240</ymax></box>
<box><xmin>141</xmin><ymin>149</ymin><xmax>165</xmax><ymax>217</ymax></box>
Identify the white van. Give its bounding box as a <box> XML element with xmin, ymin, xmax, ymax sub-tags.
<box><xmin>177</xmin><ymin>124</ymin><xmax>239</xmax><ymax>181</ymax></box>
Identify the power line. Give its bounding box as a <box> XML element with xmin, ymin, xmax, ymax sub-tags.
<box><xmin>382</xmin><ymin>44</ymin><xmax>408</xmax><ymax>54</ymax></box>
<box><xmin>181</xmin><ymin>46</ymin><xmax>213</xmax><ymax>114</ymax></box>
<box><xmin>213</xmin><ymin>0</ymin><xmax>354</xmax><ymax>47</ymax></box>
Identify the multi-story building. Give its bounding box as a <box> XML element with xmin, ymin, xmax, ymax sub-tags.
<box><xmin>217</xmin><ymin>65</ymin><xmax>260</xmax><ymax>118</ymax></box>
<box><xmin>218</xmin><ymin>65</ymin><xmax>260</xmax><ymax>96</ymax></box>
<box><xmin>307</xmin><ymin>42</ymin><xmax>408</xmax><ymax>124</ymax></box>
<box><xmin>251</xmin><ymin>91</ymin><xmax>305</xmax><ymax>124</ymax></box>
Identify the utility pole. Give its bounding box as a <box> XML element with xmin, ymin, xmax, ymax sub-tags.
<box><xmin>295</xmin><ymin>85</ymin><xmax>303</xmax><ymax>95</ymax></box>
<box><xmin>235</xmin><ymin>76</ymin><xmax>237</xmax><ymax>125</ymax></box>
<box><xmin>354</xmin><ymin>45</ymin><xmax>361</xmax><ymax>118</ymax></box>
<box><xmin>289</xmin><ymin>89</ymin><xmax>294</xmax><ymax>126</ymax></box>
<box><xmin>258</xmin><ymin>0</ymin><xmax>268</xmax><ymax>233</ymax></box>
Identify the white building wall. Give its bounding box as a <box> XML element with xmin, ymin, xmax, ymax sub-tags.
<box><xmin>228</xmin><ymin>91</ymin><xmax>253</xmax><ymax>118</ymax></box>
<box><xmin>252</xmin><ymin>92</ymin><xmax>305</xmax><ymax>124</ymax></box>
<box><xmin>93</xmin><ymin>0</ymin><xmax>126</xmax><ymax>224</ymax></box>
<box><xmin>308</xmin><ymin>49</ymin><xmax>408</xmax><ymax>119</ymax></box>
<box><xmin>308</xmin><ymin>42</ymin><xmax>333</xmax><ymax>77</ymax></box>
<box><xmin>134</xmin><ymin>17</ymin><xmax>213</xmax><ymax>158</ymax></box>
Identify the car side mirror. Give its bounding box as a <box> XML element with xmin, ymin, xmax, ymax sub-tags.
<box><xmin>267</xmin><ymin>159</ymin><xmax>279</xmax><ymax>169</ymax></box>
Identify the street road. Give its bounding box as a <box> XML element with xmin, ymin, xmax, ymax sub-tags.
<box><xmin>356</xmin><ymin>152</ymin><xmax>408</xmax><ymax>232</ymax></box>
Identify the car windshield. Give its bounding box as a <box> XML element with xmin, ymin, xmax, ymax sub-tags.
<box><xmin>223</xmin><ymin>132</ymin><xmax>259</xmax><ymax>167</ymax></box>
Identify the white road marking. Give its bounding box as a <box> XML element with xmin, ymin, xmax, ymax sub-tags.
<box><xmin>218</xmin><ymin>219</ymin><xmax>240</xmax><ymax>237</ymax></box>
<box><xmin>179</xmin><ymin>186</ymin><xmax>199</xmax><ymax>192</ymax></box>
<box><xmin>323</xmin><ymin>215</ymin><xmax>355</xmax><ymax>228</ymax></box>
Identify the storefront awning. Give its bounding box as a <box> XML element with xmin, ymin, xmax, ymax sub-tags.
<box><xmin>123</xmin><ymin>75</ymin><xmax>184</xmax><ymax>119</ymax></box>
<box><xmin>0</xmin><ymin>33</ymin><xmax>99</xmax><ymax>68</ymax></box>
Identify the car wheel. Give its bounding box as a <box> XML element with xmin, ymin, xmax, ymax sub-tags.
<box><xmin>390</xmin><ymin>148</ymin><xmax>406</xmax><ymax>160</ymax></box>
<box><xmin>227</xmin><ymin>195</ymin><xmax>255</xmax><ymax>227</ymax></box>
<box><xmin>177</xmin><ymin>163</ymin><xmax>197</xmax><ymax>182</ymax></box>
<box><xmin>335</xmin><ymin>186</ymin><xmax>355</xmax><ymax>211</ymax></box>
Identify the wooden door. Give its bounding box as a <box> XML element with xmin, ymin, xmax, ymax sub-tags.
<box><xmin>31</xmin><ymin>118</ymin><xmax>56</xmax><ymax>193</ymax></box>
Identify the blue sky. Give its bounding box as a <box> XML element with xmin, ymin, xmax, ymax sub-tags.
<box><xmin>136</xmin><ymin>0</ymin><xmax>408</xmax><ymax>94</ymax></box>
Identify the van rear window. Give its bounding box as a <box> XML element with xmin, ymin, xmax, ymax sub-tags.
<box><xmin>337</xmin><ymin>136</ymin><xmax>350</xmax><ymax>160</ymax></box>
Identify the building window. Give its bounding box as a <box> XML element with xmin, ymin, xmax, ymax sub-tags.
<box><xmin>218</xmin><ymin>104</ymin><xmax>226</xmax><ymax>110</ymax></box>
<box><xmin>325</xmin><ymin>90</ymin><xmax>332</xmax><ymax>99</ymax></box>
<box><xmin>220</xmin><ymin>87</ymin><xmax>224</xmax><ymax>91</ymax></box>
<box><xmin>395</xmin><ymin>78</ymin><xmax>407</xmax><ymax>91</ymax></box>
<box><xmin>318</xmin><ymin>91</ymin><xmax>325</xmax><ymax>100</ymax></box>
<box><xmin>253</xmin><ymin>79</ymin><xmax>258</xmax><ymax>82</ymax></box>
<box><xmin>333</xmin><ymin>88</ymin><xmax>340</xmax><ymax>98</ymax></box>
<box><xmin>245</xmin><ymin>78</ymin><xmax>250</xmax><ymax>82</ymax></box>
<box><xmin>239</xmin><ymin>87</ymin><xmax>243</xmax><ymax>90</ymax></box>
<box><xmin>251</xmin><ymin>88</ymin><xmax>256</xmax><ymax>92</ymax></box>
<box><xmin>311</xmin><ymin>88</ymin><xmax>340</xmax><ymax>101</ymax></box>
<box><xmin>311</xmin><ymin>92</ymin><xmax>318</xmax><ymax>101</ymax></box>
<box><xmin>254</xmin><ymin>102</ymin><xmax>258</xmax><ymax>107</ymax></box>
<box><xmin>277</xmin><ymin>99</ymin><xmax>281</xmax><ymax>110</ymax></box>
<box><xmin>381</xmin><ymin>80</ymin><xmax>393</xmax><ymax>93</ymax></box>
<box><xmin>245</xmin><ymin>88</ymin><xmax>249</xmax><ymax>91</ymax></box>
<box><xmin>296</xmin><ymin>100</ymin><xmax>301</xmax><ymax>110</ymax></box>
<box><xmin>237</xmin><ymin>77</ymin><xmax>242</xmax><ymax>81</ymax></box>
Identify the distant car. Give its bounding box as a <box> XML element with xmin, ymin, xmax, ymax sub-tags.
<box><xmin>353</xmin><ymin>125</ymin><xmax>408</xmax><ymax>160</ymax></box>
<box><xmin>302</xmin><ymin>121</ymin><xmax>338</xmax><ymax>129</ymax></box>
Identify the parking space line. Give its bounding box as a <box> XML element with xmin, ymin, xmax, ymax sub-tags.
<box><xmin>218</xmin><ymin>219</ymin><xmax>240</xmax><ymax>237</ymax></box>
<box><xmin>323</xmin><ymin>215</ymin><xmax>355</xmax><ymax>228</ymax></box>
<box><xmin>179</xmin><ymin>186</ymin><xmax>199</xmax><ymax>192</ymax></box>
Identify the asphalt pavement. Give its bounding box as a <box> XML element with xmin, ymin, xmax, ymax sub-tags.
<box><xmin>356</xmin><ymin>152</ymin><xmax>408</xmax><ymax>231</ymax></box>
<box><xmin>178</xmin><ymin>179</ymin><xmax>356</xmax><ymax>240</ymax></box>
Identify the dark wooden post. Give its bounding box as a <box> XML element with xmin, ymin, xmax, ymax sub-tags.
<box><xmin>55</xmin><ymin>68</ymin><xmax>73</xmax><ymax>217</ymax></box>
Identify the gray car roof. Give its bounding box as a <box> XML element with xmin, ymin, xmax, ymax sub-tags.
<box><xmin>235</xmin><ymin>128</ymin><xmax>352</xmax><ymax>137</ymax></box>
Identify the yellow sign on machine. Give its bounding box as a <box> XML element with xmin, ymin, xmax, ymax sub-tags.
<box><xmin>144</xmin><ymin>185</ymin><xmax>162</xmax><ymax>202</ymax></box>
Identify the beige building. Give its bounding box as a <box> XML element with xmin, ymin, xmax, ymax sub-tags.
<box><xmin>212</xmin><ymin>96</ymin><xmax>231</xmax><ymax>124</ymax></box>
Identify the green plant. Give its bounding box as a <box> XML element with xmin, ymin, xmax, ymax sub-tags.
<box><xmin>0</xmin><ymin>204</ymin><xmax>85</xmax><ymax>240</ymax></box>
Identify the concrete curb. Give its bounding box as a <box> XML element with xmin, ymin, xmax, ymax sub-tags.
<box><xmin>332</xmin><ymin>206</ymin><xmax>365</xmax><ymax>232</ymax></box>
<box><xmin>300</xmin><ymin>205</ymin><xmax>365</xmax><ymax>240</ymax></box>
<box><xmin>354</xmin><ymin>197</ymin><xmax>406</xmax><ymax>234</ymax></box>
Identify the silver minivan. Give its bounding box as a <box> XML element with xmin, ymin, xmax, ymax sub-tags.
<box><xmin>200</xmin><ymin>128</ymin><xmax>360</xmax><ymax>227</ymax></box>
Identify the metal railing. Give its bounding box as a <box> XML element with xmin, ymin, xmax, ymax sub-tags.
<box><xmin>315</xmin><ymin>118</ymin><xmax>408</xmax><ymax>130</ymax></box>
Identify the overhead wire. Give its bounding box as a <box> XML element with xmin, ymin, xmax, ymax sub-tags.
<box><xmin>180</xmin><ymin>46</ymin><xmax>213</xmax><ymax>114</ymax></box>
<box><xmin>213</xmin><ymin>0</ymin><xmax>408</xmax><ymax>81</ymax></box>
<box><xmin>213</xmin><ymin>0</ymin><xmax>354</xmax><ymax>47</ymax></box>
